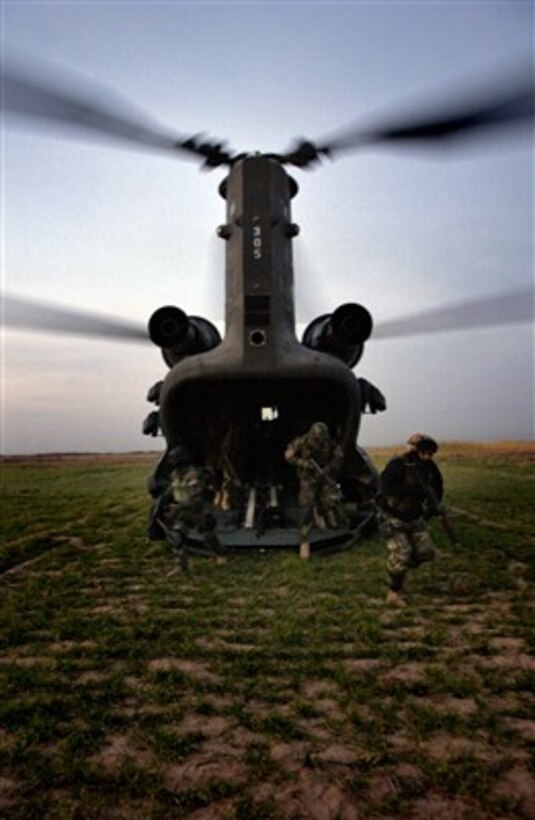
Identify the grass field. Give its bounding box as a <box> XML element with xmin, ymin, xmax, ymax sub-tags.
<box><xmin>1</xmin><ymin>444</ymin><xmax>534</xmax><ymax>819</ymax></box>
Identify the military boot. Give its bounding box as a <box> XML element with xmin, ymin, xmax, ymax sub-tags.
<box><xmin>386</xmin><ymin>589</ymin><xmax>406</xmax><ymax>608</ymax></box>
<box><xmin>299</xmin><ymin>542</ymin><xmax>311</xmax><ymax>560</ymax></box>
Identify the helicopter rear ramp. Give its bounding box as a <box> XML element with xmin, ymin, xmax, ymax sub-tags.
<box><xmin>187</xmin><ymin>511</ymin><xmax>375</xmax><ymax>554</ymax></box>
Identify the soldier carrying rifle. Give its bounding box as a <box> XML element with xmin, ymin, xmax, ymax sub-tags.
<box><xmin>285</xmin><ymin>422</ymin><xmax>345</xmax><ymax>559</ymax></box>
<box><xmin>376</xmin><ymin>434</ymin><xmax>457</xmax><ymax>607</ymax></box>
<box><xmin>156</xmin><ymin>444</ymin><xmax>227</xmax><ymax>572</ymax></box>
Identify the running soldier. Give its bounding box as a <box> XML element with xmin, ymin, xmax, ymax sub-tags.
<box><xmin>160</xmin><ymin>446</ymin><xmax>226</xmax><ymax>570</ymax></box>
<box><xmin>377</xmin><ymin>434</ymin><xmax>444</xmax><ymax>606</ymax></box>
<box><xmin>285</xmin><ymin>422</ymin><xmax>345</xmax><ymax>559</ymax></box>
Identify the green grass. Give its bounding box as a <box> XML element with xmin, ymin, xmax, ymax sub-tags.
<box><xmin>0</xmin><ymin>449</ymin><xmax>533</xmax><ymax>818</ymax></box>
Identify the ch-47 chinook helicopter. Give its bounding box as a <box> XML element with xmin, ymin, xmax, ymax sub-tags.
<box><xmin>3</xmin><ymin>58</ymin><xmax>534</xmax><ymax>550</ymax></box>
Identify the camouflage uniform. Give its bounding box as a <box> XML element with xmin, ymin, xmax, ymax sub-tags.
<box><xmin>377</xmin><ymin>442</ymin><xmax>443</xmax><ymax>593</ymax></box>
<box><xmin>285</xmin><ymin>423</ymin><xmax>345</xmax><ymax>533</ymax></box>
<box><xmin>383</xmin><ymin>518</ymin><xmax>436</xmax><ymax>586</ymax></box>
<box><xmin>167</xmin><ymin>465</ymin><xmax>225</xmax><ymax>567</ymax></box>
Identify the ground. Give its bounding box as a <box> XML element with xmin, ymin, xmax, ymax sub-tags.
<box><xmin>0</xmin><ymin>443</ymin><xmax>533</xmax><ymax>818</ymax></box>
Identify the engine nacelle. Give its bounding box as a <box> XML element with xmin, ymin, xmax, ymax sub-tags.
<box><xmin>301</xmin><ymin>303</ymin><xmax>373</xmax><ymax>368</ymax></box>
<box><xmin>148</xmin><ymin>305</ymin><xmax>221</xmax><ymax>367</ymax></box>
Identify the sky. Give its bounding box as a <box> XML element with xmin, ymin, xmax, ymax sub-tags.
<box><xmin>1</xmin><ymin>0</ymin><xmax>533</xmax><ymax>454</ymax></box>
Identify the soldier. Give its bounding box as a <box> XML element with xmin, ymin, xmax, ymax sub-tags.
<box><xmin>160</xmin><ymin>445</ymin><xmax>227</xmax><ymax>570</ymax></box>
<box><xmin>377</xmin><ymin>434</ymin><xmax>444</xmax><ymax>606</ymax></box>
<box><xmin>285</xmin><ymin>422</ymin><xmax>345</xmax><ymax>559</ymax></box>
<box><xmin>406</xmin><ymin>432</ymin><xmax>424</xmax><ymax>451</ymax></box>
<box><xmin>404</xmin><ymin>433</ymin><xmax>443</xmax><ymax>499</ymax></box>
<box><xmin>146</xmin><ymin>441</ymin><xmax>192</xmax><ymax>542</ymax></box>
<box><xmin>217</xmin><ymin>424</ymin><xmax>244</xmax><ymax>515</ymax></box>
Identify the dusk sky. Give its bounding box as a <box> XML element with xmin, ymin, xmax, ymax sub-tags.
<box><xmin>2</xmin><ymin>1</ymin><xmax>533</xmax><ymax>454</ymax></box>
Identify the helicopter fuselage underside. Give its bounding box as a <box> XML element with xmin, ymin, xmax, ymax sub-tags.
<box><xmin>148</xmin><ymin>153</ymin><xmax>376</xmax><ymax>543</ymax></box>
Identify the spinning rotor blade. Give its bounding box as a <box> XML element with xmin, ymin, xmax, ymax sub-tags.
<box><xmin>1</xmin><ymin>61</ymin><xmax>233</xmax><ymax>167</ymax></box>
<box><xmin>373</xmin><ymin>287</ymin><xmax>533</xmax><ymax>341</ymax></box>
<box><xmin>3</xmin><ymin>293</ymin><xmax>148</xmax><ymax>343</ymax></box>
<box><xmin>283</xmin><ymin>71</ymin><xmax>534</xmax><ymax>167</ymax></box>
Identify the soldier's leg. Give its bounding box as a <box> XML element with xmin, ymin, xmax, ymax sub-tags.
<box><xmin>299</xmin><ymin>513</ymin><xmax>313</xmax><ymax>558</ymax></box>
<box><xmin>311</xmin><ymin>481</ymin><xmax>326</xmax><ymax>530</ymax></box>
<box><xmin>386</xmin><ymin>530</ymin><xmax>413</xmax><ymax>593</ymax></box>
<box><xmin>172</xmin><ymin>506</ymin><xmax>198</xmax><ymax>571</ymax></box>
<box><xmin>410</xmin><ymin>526</ymin><xmax>436</xmax><ymax>566</ymax></box>
<box><xmin>200</xmin><ymin>509</ymin><xmax>227</xmax><ymax>564</ymax></box>
<box><xmin>320</xmin><ymin>484</ymin><xmax>346</xmax><ymax>529</ymax></box>
<box><xmin>205</xmin><ymin>532</ymin><xmax>227</xmax><ymax>564</ymax></box>
<box><xmin>298</xmin><ymin>480</ymin><xmax>316</xmax><ymax>558</ymax></box>
<box><xmin>148</xmin><ymin>491</ymin><xmax>173</xmax><ymax>541</ymax></box>
<box><xmin>163</xmin><ymin>519</ymin><xmax>190</xmax><ymax>572</ymax></box>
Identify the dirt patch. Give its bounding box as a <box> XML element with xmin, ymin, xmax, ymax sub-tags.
<box><xmin>476</xmin><ymin>653</ymin><xmax>535</xmax><ymax>671</ymax></box>
<box><xmin>378</xmin><ymin>661</ymin><xmax>427</xmax><ymax>687</ymax></box>
<box><xmin>75</xmin><ymin>671</ymin><xmax>109</xmax><ymax>685</ymax></box>
<box><xmin>394</xmin><ymin>761</ymin><xmax>425</xmax><ymax>780</ymax></box>
<box><xmin>343</xmin><ymin>658</ymin><xmax>382</xmax><ymax>674</ymax></box>
<box><xmin>0</xmin><ymin>776</ymin><xmax>20</xmax><ymax>809</ymax></box>
<box><xmin>89</xmin><ymin>734</ymin><xmax>156</xmax><ymax>773</ymax></box>
<box><xmin>385</xmin><ymin>731</ymin><xmax>415</xmax><ymax>754</ymax></box>
<box><xmin>0</xmin><ymin>655</ymin><xmax>56</xmax><ymax>668</ymax></box>
<box><xmin>218</xmin><ymin>641</ymin><xmax>261</xmax><ymax>653</ymax></box>
<box><xmin>242</xmin><ymin>699</ymin><xmax>272</xmax><ymax>720</ymax></box>
<box><xmin>388</xmin><ymin>625</ymin><xmax>428</xmax><ymax>640</ymax></box>
<box><xmin>365</xmin><ymin>771</ymin><xmax>398</xmax><ymax>805</ymax></box>
<box><xmin>410</xmin><ymin>695</ymin><xmax>478</xmax><ymax>716</ymax></box>
<box><xmin>196</xmin><ymin>693</ymin><xmax>235</xmax><ymax>711</ymax></box>
<box><xmin>302</xmin><ymin>680</ymin><xmax>341</xmax><ymax>700</ymax></box>
<box><xmin>227</xmin><ymin>596</ymin><xmax>248</xmax><ymax>607</ymax></box>
<box><xmin>313</xmin><ymin>698</ymin><xmax>347</xmax><ymax>722</ymax></box>
<box><xmin>276</xmin><ymin>775</ymin><xmax>359</xmax><ymax>820</ymax></box>
<box><xmin>270</xmin><ymin>740</ymin><xmax>312</xmax><ymax>772</ymax></box>
<box><xmin>502</xmin><ymin>717</ymin><xmax>535</xmax><ymax>742</ymax></box>
<box><xmin>231</xmin><ymin>726</ymin><xmax>268</xmax><ymax>749</ymax></box>
<box><xmin>194</xmin><ymin>637</ymin><xmax>221</xmax><ymax>651</ymax></box>
<box><xmin>488</xmin><ymin>636</ymin><xmax>527</xmax><ymax>653</ymax></box>
<box><xmin>148</xmin><ymin>657</ymin><xmax>221</xmax><ymax>684</ymax></box>
<box><xmin>176</xmin><ymin>714</ymin><xmax>229</xmax><ymax>738</ymax></box>
<box><xmin>49</xmin><ymin>640</ymin><xmax>99</xmax><ymax>653</ymax></box>
<box><xmin>89</xmin><ymin>604</ymin><xmax>120</xmax><ymax>615</ymax></box>
<box><xmin>507</xmin><ymin>562</ymin><xmax>529</xmax><ymax>588</ymax></box>
<box><xmin>410</xmin><ymin>792</ymin><xmax>486</xmax><ymax>819</ymax></box>
<box><xmin>313</xmin><ymin>743</ymin><xmax>362</xmax><ymax>766</ymax></box>
<box><xmin>422</xmin><ymin>733</ymin><xmax>501</xmax><ymax>763</ymax></box>
<box><xmin>492</xmin><ymin>766</ymin><xmax>535</xmax><ymax>819</ymax></box>
<box><xmin>486</xmin><ymin>694</ymin><xmax>527</xmax><ymax>713</ymax></box>
<box><xmin>164</xmin><ymin>757</ymin><xmax>249</xmax><ymax>794</ymax></box>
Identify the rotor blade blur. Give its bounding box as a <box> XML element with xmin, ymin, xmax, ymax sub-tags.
<box><xmin>3</xmin><ymin>294</ymin><xmax>148</xmax><ymax>343</ymax></box>
<box><xmin>318</xmin><ymin>74</ymin><xmax>534</xmax><ymax>155</ymax></box>
<box><xmin>0</xmin><ymin>61</ymin><xmax>226</xmax><ymax>163</ymax></box>
<box><xmin>373</xmin><ymin>288</ymin><xmax>533</xmax><ymax>340</ymax></box>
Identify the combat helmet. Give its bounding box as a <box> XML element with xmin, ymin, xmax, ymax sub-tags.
<box><xmin>406</xmin><ymin>433</ymin><xmax>424</xmax><ymax>448</ymax></box>
<box><xmin>309</xmin><ymin>421</ymin><xmax>330</xmax><ymax>440</ymax></box>
<box><xmin>415</xmin><ymin>435</ymin><xmax>438</xmax><ymax>455</ymax></box>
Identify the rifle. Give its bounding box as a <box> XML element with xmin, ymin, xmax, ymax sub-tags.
<box><xmin>435</xmin><ymin>508</ymin><xmax>460</xmax><ymax>549</ymax></box>
<box><xmin>408</xmin><ymin>463</ymin><xmax>460</xmax><ymax>549</ymax></box>
<box><xmin>420</xmin><ymin>482</ymin><xmax>460</xmax><ymax>548</ymax></box>
<box><xmin>308</xmin><ymin>458</ymin><xmax>340</xmax><ymax>489</ymax></box>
